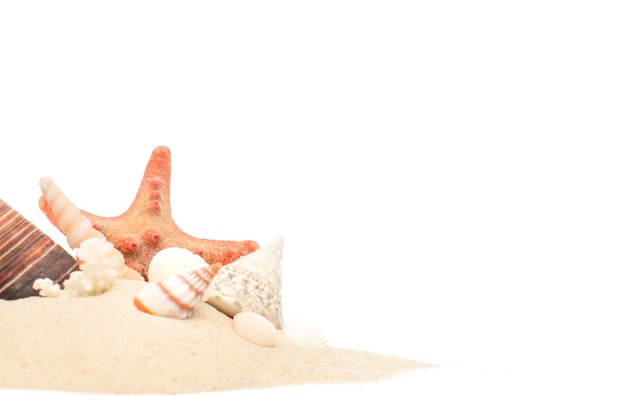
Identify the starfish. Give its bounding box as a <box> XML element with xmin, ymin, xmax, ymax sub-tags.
<box><xmin>38</xmin><ymin>145</ymin><xmax>259</xmax><ymax>280</ymax></box>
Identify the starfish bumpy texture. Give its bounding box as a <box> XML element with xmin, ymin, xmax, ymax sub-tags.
<box><xmin>38</xmin><ymin>146</ymin><xmax>259</xmax><ymax>279</ymax></box>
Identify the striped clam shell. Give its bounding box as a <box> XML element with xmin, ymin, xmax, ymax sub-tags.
<box><xmin>232</xmin><ymin>311</ymin><xmax>278</xmax><ymax>348</ymax></box>
<box><xmin>0</xmin><ymin>199</ymin><xmax>78</xmax><ymax>300</ymax></box>
<box><xmin>204</xmin><ymin>237</ymin><xmax>284</xmax><ymax>329</ymax></box>
<box><xmin>134</xmin><ymin>263</ymin><xmax>220</xmax><ymax>319</ymax></box>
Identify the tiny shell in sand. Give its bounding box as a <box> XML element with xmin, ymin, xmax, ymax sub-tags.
<box><xmin>284</xmin><ymin>319</ymin><xmax>329</xmax><ymax>351</ymax></box>
<box><xmin>232</xmin><ymin>311</ymin><xmax>279</xmax><ymax>347</ymax></box>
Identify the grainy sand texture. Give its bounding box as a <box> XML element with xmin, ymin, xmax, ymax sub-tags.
<box><xmin>0</xmin><ymin>279</ymin><xmax>429</xmax><ymax>395</ymax></box>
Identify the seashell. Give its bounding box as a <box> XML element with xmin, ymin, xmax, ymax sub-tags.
<box><xmin>39</xmin><ymin>176</ymin><xmax>143</xmax><ymax>281</ymax></box>
<box><xmin>232</xmin><ymin>311</ymin><xmax>278</xmax><ymax>348</ymax></box>
<box><xmin>134</xmin><ymin>263</ymin><xmax>220</xmax><ymax>319</ymax></box>
<box><xmin>283</xmin><ymin>319</ymin><xmax>329</xmax><ymax>351</ymax></box>
<box><xmin>204</xmin><ymin>236</ymin><xmax>284</xmax><ymax>329</ymax></box>
<box><xmin>0</xmin><ymin>198</ymin><xmax>78</xmax><ymax>300</ymax></box>
<box><xmin>39</xmin><ymin>176</ymin><xmax>105</xmax><ymax>250</ymax></box>
<box><xmin>148</xmin><ymin>247</ymin><xmax>208</xmax><ymax>283</ymax></box>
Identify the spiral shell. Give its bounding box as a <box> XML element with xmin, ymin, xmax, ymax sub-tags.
<box><xmin>39</xmin><ymin>177</ymin><xmax>104</xmax><ymax>250</ymax></box>
<box><xmin>232</xmin><ymin>311</ymin><xmax>278</xmax><ymax>347</ymax></box>
<box><xmin>39</xmin><ymin>177</ymin><xmax>142</xmax><ymax>281</ymax></box>
<box><xmin>0</xmin><ymin>199</ymin><xmax>78</xmax><ymax>300</ymax></box>
<box><xmin>148</xmin><ymin>247</ymin><xmax>208</xmax><ymax>283</ymax></box>
<box><xmin>204</xmin><ymin>237</ymin><xmax>284</xmax><ymax>329</ymax></box>
<box><xmin>134</xmin><ymin>263</ymin><xmax>220</xmax><ymax>319</ymax></box>
<box><xmin>283</xmin><ymin>319</ymin><xmax>329</xmax><ymax>351</ymax></box>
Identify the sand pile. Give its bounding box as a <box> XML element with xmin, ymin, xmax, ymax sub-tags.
<box><xmin>0</xmin><ymin>279</ymin><xmax>427</xmax><ymax>395</ymax></box>
<box><xmin>1</xmin><ymin>147</ymin><xmax>429</xmax><ymax>394</ymax></box>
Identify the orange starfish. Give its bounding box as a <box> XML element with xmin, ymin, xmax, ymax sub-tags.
<box><xmin>38</xmin><ymin>146</ymin><xmax>259</xmax><ymax>279</ymax></box>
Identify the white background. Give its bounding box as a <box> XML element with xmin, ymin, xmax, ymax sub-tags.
<box><xmin>1</xmin><ymin>1</ymin><xmax>625</xmax><ymax>415</ymax></box>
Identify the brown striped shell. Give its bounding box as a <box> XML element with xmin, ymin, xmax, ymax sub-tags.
<box><xmin>0</xmin><ymin>199</ymin><xmax>78</xmax><ymax>300</ymax></box>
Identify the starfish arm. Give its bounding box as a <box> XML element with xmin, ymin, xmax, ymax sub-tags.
<box><xmin>124</xmin><ymin>145</ymin><xmax>173</xmax><ymax>216</ymax></box>
<box><xmin>38</xmin><ymin>146</ymin><xmax>258</xmax><ymax>279</ymax></box>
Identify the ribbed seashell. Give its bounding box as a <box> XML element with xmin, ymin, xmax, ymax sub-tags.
<box><xmin>0</xmin><ymin>199</ymin><xmax>78</xmax><ymax>300</ymax></box>
<box><xmin>39</xmin><ymin>176</ymin><xmax>104</xmax><ymax>250</ymax></box>
<box><xmin>148</xmin><ymin>247</ymin><xmax>208</xmax><ymax>283</ymax></box>
<box><xmin>134</xmin><ymin>263</ymin><xmax>220</xmax><ymax>319</ymax></box>
<box><xmin>232</xmin><ymin>311</ymin><xmax>278</xmax><ymax>348</ymax></box>
<box><xmin>283</xmin><ymin>319</ymin><xmax>329</xmax><ymax>351</ymax></box>
<box><xmin>39</xmin><ymin>177</ymin><xmax>143</xmax><ymax>281</ymax></box>
<box><xmin>204</xmin><ymin>236</ymin><xmax>284</xmax><ymax>329</ymax></box>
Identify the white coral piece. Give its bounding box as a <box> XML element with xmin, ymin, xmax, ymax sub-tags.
<box><xmin>33</xmin><ymin>237</ymin><xmax>123</xmax><ymax>297</ymax></box>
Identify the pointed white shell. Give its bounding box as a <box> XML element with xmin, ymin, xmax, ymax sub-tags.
<box><xmin>232</xmin><ymin>312</ymin><xmax>278</xmax><ymax>347</ymax></box>
<box><xmin>204</xmin><ymin>237</ymin><xmax>284</xmax><ymax>329</ymax></box>
<box><xmin>134</xmin><ymin>264</ymin><xmax>219</xmax><ymax>319</ymax></box>
<box><xmin>283</xmin><ymin>319</ymin><xmax>329</xmax><ymax>351</ymax></box>
<box><xmin>39</xmin><ymin>176</ymin><xmax>103</xmax><ymax>250</ymax></box>
<box><xmin>148</xmin><ymin>247</ymin><xmax>208</xmax><ymax>283</ymax></box>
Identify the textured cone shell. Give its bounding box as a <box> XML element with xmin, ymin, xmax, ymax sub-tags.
<box><xmin>283</xmin><ymin>319</ymin><xmax>329</xmax><ymax>351</ymax></box>
<box><xmin>39</xmin><ymin>177</ymin><xmax>142</xmax><ymax>281</ymax></box>
<box><xmin>0</xmin><ymin>199</ymin><xmax>78</xmax><ymax>300</ymax></box>
<box><xmin>134</xmin><ymin>263</ymin><xmax>219</xmax><ymax>319</ymax></box>
<box><xmin>232</xmin><ymin>312</ymin><xmax>278</xmax><ymax>347</ymax></box>
<box><xmin>205</xmin><ymin>237</ymin><xmax>284</xmax><ymax>329</ymax></box>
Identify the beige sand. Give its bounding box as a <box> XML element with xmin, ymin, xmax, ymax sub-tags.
<box><xmin>0</xmin><ymin>279</ymin><xmax>429</xmax><ymax>394</ymax></box>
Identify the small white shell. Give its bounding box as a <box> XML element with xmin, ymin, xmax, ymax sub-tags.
<box><xmin>232</xmin><ymin>312</ymin><xmax>278</xmax><ymax>347</ymax></box>
<box><xmin>283</xmin><ymin>319</ymin><xmax>329</xmax><ymax>351</ymax></box>
<box><xmin>148</xmin><ymin>247</ymin><xmax>208</xmax><ymax>283</ymax></box>
<box><xmin>134</xmin><ymin>264</ymin><xmax>219</xmax><ymax>319</ymax></box>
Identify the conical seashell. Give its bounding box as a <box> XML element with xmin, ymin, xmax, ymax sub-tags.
<box><xmin>204</xmin><ymin>237</ymin><xmax>283</xmax><ymax>329</ymax></box>
<box><xmin>283</xmin><ymin>319</ymin><xmax>329</xmax><ymax>351</ymax></box>
<box><xmin>0</xmin><ymin>199</ymin><xmax>78</xmax><ymax>300</ymax></box>
<box><xmin>148</xmin><ymin>247</ymin><xmax>208</xmax><ymax>283</ymax></box>
<box><xmin>232</xmin><ymin>311</ymin><xmax>278</xmax><ymax>348</ymax></box>
<box><xmin>39</xmin><ymin>176</ymin><xmax>104</xmax><ymax>250</ymax></box>
<box><xmin>134</xmin><ymin>263</ymin><xmax>220</xmax><ymax>319</ymax></box>
<box><xmin>39</xmin><ymin>177</ymin><xmax>143</xmax><ymax>281</ymax></box>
